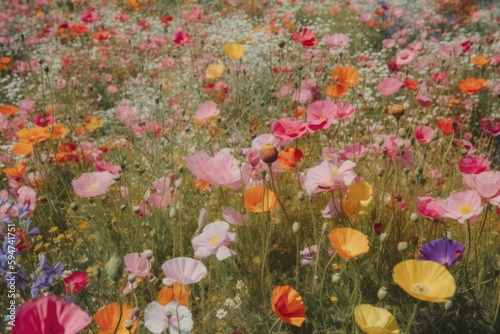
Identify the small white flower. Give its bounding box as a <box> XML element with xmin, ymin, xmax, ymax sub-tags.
<box><xmin>216</xmin><ymin>309</ymin><xmax>227</xmax><ymax>319</ymax></box>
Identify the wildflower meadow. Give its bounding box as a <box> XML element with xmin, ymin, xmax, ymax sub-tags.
<box><xmin>1</xmin><ymin>0</ymin><xmax>500</xmax><ymax>333</ymax></box>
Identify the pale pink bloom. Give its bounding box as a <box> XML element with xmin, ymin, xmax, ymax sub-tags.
<box><xmin>292</xmin><ymin>78</ymin><xmax>320</xmax><ymax>104</ymax></box>
<box><xmin>198</xmin><ymin>207</ymin><xmax>208</xmax><ymax>229</ymax></box>
<box><xmin>194</xmin><ymin>101</ymin><xmax>220</xmax><ymax>125</ymax></box>
<box><xmin>458</xmin><ymin>155</ymin><xmax>490</xmax><ymax>174</ymax></box>
<box><xmin>251</xmin><ymin>133</ymin><xmax>286</xmax><ymax>151</ymax></box>
<box><xmin>300</xmin><ymin>245</ymin><xmax>318</xmax><ymax>266</ymax></box>
<box><xmin>147</xmin><ymin>177</ymin><xmax>172</xmax><ymax>209</ymax></box>
<box><xmin>12</xmin><ymin>295</ymin><xmax>91</xmax><ymax>334</ymax></box>
<box><xmin>93</xmin><ymin>161</ymin><xmax>121</xmax><ymax>175</ymax></box>
<box><xmin>192</xmin><ymin>221</ymin><xmax>237</xmax><ymax>260</ymax></box>
<box><xmin>417</xmin><ymin>196</ymin><xmax>446</xmax><ymax>220</ymax></box>
<box><xmin>463</xmin><ymin>171</ymin><xmax>500</xmax><ymax>206</ymax></box>
<box><xmin>372</xmin><ymin>135</ymin><xmax>414</xmax><ymax>168</ymax></box>
<box><xmin>335</xmin><ymin>102</ymin><xmax>355</xmax><ymax>119</ymax></box>
<box><xmin>152</xmin><ymin>176</ymin><xmax>171</xmax><ymax>193</ymax></box>
<box><xmin>223</xmin><ymin>207</ymin><xmax>246</xmax><ymax>225</ymax></box>
<box><xmin>414</xmin><ymin>125</ymin><xmax>434</xmax><ymax>144</ymax></box>
<box><xmin>246</xmin><ymin>148</ymin><xmax>260</xmax><ymax>167</ymax></box>
<box><xmin>183</xmin><ymin>149</ymin><xmax>242</xmax><ymax>190</ymax></box>
<box><xmin>359</xmin><ymin>13</ymin><xmax>372</xmax><ymax>23</ymax></box>
<box><xmin>306</xmin><ymin>101</ymin><xmax>338</xmax><ymax>132</ymax></box>
<box><xmin>378</xmin><ymin>78</ymin><xmax>403</xmax><ymax>96</ymax></box>
<box><xmin>322</xmin><ymin>198</ymin><xmax>342</xmax><ymax>219</ymax></box>
<box><xmin>338</xmin><ymin>142</ymin><xmax>367</xmax><ymax>160</ymax></box>
<box><xmin>416</xmin><ymin>82</ymin><xmax>432</xmax><ymax>107</ymax></box>
<box><xmin>382</xmin><ymin>39</ymin><xmax>396</xmax><ymax>48</ymax></box>
<box><xmin>396</xmin><ymin>49</ymin><xmax>416</xmax><ymax>66</ymax></box>
<box><xmin>161</xmin><ymin>257</ymin><xmax>207</xmax><ymax>286</ymax></box>
<box><xmin>115</xmin><ymin>105</ymin><xmax>141</xmax><ymax>126</ymax></box>
<box><xmin>322</xmin><ymin>33</ymin><xmax>349</xmax><ymax>49</ymax></box>
<box><xmin>144</xmin><ymin>301</ymin><xmax>193</xmax><ymax>334</ymax></box>
<box><xmin>72</xmin><ymin>172</ymin><xmax>115</xmax><ymax>198</ymax></box>
<box><xmin>107</xmin><ymin>85</ymin><xmax>118</xmax><ymax>94</ymax></box>
<box><xmin>303</xmin><ymin>159</ymin><xmax>357</xmax><ymax>196</ymax></box>
<box><xmin>17</xmin><ymin>186</ymin><xmax>36</xmax><ymax>214</ymax></box>
<box><xmin>19</xmin><ymin>99</ymin><xmax>35</xmax><ymax>114</ymax></box>
<box><xmin>271</xmin><ymin>117</ymin><xmax>308</xmax><ymax>140</ymax></box>
<box><xmin>490</xmin><ymin>54</ymin><xmax>500</xmax><ymax>65</ymax></box>
<box><xmin>124</xmin><ymin>253</ymin><xmax>151</xmax><ymax>278</ymax></box>
<box><xmin>443</xmin><ymin>190</ymin><xmax>484</xmax><ymax>223</ymax></box>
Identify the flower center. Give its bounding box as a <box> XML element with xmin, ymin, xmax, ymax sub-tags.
<box><xmin>331</xmin><ymin>168</ymin><xmax>339</xmax><ymax>175</ymax></box>
<box><xmin>459</xmin><ymin>204</ymin><xmax>472</xmax><ymax>214</ymax></box>
<box><xmin>88</xmin><ymin>185</ymin><xmax>98</xmax><ymax>192</ymax></box>
<box><xmin>210</xmin><ymin>236</ymin><xmax>220</xmax><ymax>246</ymax></box>
<box><xmin>411</xmin><ymin>282</ymin><xmax>429</xmax><ymax>295</ymax></box>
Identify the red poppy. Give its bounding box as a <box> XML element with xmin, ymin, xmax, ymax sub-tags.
<box><xmin>64</xmin><ymin>272</ymin><xmax>90</xmax><ymax>294</ymax></box>
<box><xmin>403</xmin><ymin>79</ymin><xmax>418</xmax><ymax>90</ymax></box>
<box><xmin>438</xmin><ymin>119</ymin><xmax>461</xmax><ymax>135</ymax></box>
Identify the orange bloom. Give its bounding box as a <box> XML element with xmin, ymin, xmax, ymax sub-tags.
<box><xmin>16</xmin><ymin>127</ymin><xmax>51</xmax><ymax>143</ymax></box>
<box><xmin>93</xmin><ymin>31</ymin><xmax>112</xmax><ymax>43</ymax></box>
<box><xmin>50</xmin><ymin>124</ymin><xmax>68</xmax><ymax>140</ymax></box>
<box><xmin>328</xmin><ymin>227</ymin><xmax>370</xmax><ymax>259</ymax></box>
<box><xmin>94</xmin><ymin>302</ymin><xmax>138</xmax><ymax>334</ymax></box>
<box><xmin>75</xmin><ymin>125</ymin><xmax>86</xmax><ymax>136</ymax></box>
<box><xmin>12</xmin><ymin>142</ymin><xmax>34</xmax><ymax>157</ymax></box>
<box><xmin>125</xmin><ymin>0</ymin><xmax>140</xmax><ymax>8</ymax></box>
<box><xmin>331</xmin><ymin>66</ymin><xmax>359</xmax><ymax>88</ymax></box>
<box><xmin>71</xmin><ymin>23</ymin><xmax>90</xmax><ymax>36</ymax></box>
<box><xmin>458</xmin><ymin>78</ymin><xmax>488</xmax><ymax>95</ymax></box>
<box><xmin>277</xmin><ymin>148</ymin><xmax>303</xmax><ymax>170</ymax></box>
<box><xmin>293</xmin><ymin>108</ymin><xmax>305</xmax><ymax>117</ymax></box>
<box><xmin>325</xmin><ymin>84</ymin><xmax>349</xmax><ymax>98</ymax></box>
<box><xmin>244</xmin><ymin>186</ymin><xmax>279</xmax><ymax>213</ymax></box>
<box><xmin>471</xmin><ymin>56</ymin><xmax>490</xmax><ymax>67</ymax></box>
<box><xmin>271</xmin><ymin>285</ymin><xmax>306</xmax><ymax>327</ymax></box>
<box><xmin>0</xmin><ymin>105</ymin><xmax>19</xmax><ymax>116</ymax></box>
<box><xmin>1</xmin><ymin>162</ymin><xmax>28</xmax><ymax>179</ymax></box>
<box><xmin>438</xmin><ymin>119</ymin><xmax>460</xmax><ymax>136</ymax></box>
<box><xmin>0</xmin><ymin>57</ymin><xmax>11</xmax><ymax>70</ymax></box>
<box><xmin>158</xmin><ymin>282</ymin><xmax>190</xmax><ymax>306</ymax></box>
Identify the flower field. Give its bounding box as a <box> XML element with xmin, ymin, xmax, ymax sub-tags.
<box><xmin>1</xmin><ymin>0</ymin><xmax>500</xmax><ymax>333</ymax></box>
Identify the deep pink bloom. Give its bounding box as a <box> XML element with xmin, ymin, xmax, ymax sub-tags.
<box><xmin>64</xmin><ymin>272</ymin><xmax>90</xmax><ymax>294</ymax></box>
<box><xmin>396</xmin><ymin>49</ymin><xmax>416</xmax><ymax>66</ymax></box>
<box><xmin>463</xmin><ymin>171</ymin><xmax>500</xmax><ymax>206</ymax></box>
<box><xmin>172</xmin><ymin>31</ymin><xmax>191</xmax><ymax>46</ymax></box>
<box><xmin>72</xmin><ymin>172</ymin><xmax>115</xmax><ymax>198</ymax></box>
<box><xmin>303</xmin><ymin>159</ymin><xmax>357</xmax><ymax>196</ymax></box>
<box><xmin>414</xmin><ymin>125</ymin><xmax>434</xmax><ymax>144</ymax></box>
<box><xmin>458</xmin><ymin>155</ymin><xmax>490</xmax><ymax>174</ymax></box>
<box><xmin>378</xmin><ymin>78</ymin><xmax>403</xmax><ymax>96</ymax></box>
<box><xmin>306</xmin><ymin>101</ymin><xmax>338</xmax><ymax>132</ymax></box>
<box><xmin>443</xmin><ymin>191</ymin><xmax>484</xmax><ymax>223</ymax></box>
<box><xmin>34</xmin><ymin>113</ymin><xmax>54</xmax><ymax>127</ymax></box>
<box><xmin>334</xmin><ymin>102</ymin><xmax>355</xmax><ymax>119</ymax></box>
<box><xmin>417</xmin><ymin>196</ymin><xmax>446</xmax><ymax>220</ymax></box>
<box><xmin>12</xmin><ymin>295</ymin><xmax>91</xmax><ymax>334</ymax></box>
<box><xmin>93</xmin><ymin>161</ymin><xmax>121</xmax><ymax>175</ymax></box>
<box><xmin>322</xmin><ymin>33</ymin><xmax>349</xmax><ymax>49</ymax></box>
<box><xmin>194</xmin><ymin>101</ymin><xmax>220</xmax><ymax>125</ymax></box>
<box><xmin>161</xmin><ymin>257</ymin><xmax>207</xmax><ymax>286</ymax></box>
<box><xmin>192</xmin><ymin>221</ymin><xmax>237</xmax><ymax>260</ymax></box>
<box><xmin>388</xmin><ymin>60</ymin><xmax>402</xmax><ymax>71</ymax></box>
<box><xmin>81</xmin><ymin>8</ymin><xmax>99</xmax><ymax>23</ymax></box>
<box><xmin>478</xmin><ymin>117</ymin><xmax>500</xmax><ymax>136</ymax></box>
<box><xmin>461</xmin><ymin>40</ymin><xmax>472</xmax><ymax>53</ymax></box>
<box><xmin>271</xmin><ymin>117</ymin><xmax>308</xmax><ymax>140</ymax></box>
<box><xmin>124</xmin><ymin>252</ymin><xmax>151</xmax><ymax>278</ymax></box>
<box><xmin>183</xmin><ymin>149</ymin><xmax>242</xmax><ymax>190</ymax></box>
<box><xmin>291</xmin><ymin>28</ymin><xmax>316</xmax><ymax>48</ymax></box>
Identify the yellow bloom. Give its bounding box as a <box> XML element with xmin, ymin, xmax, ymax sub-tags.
<box><xmin>343</xmin><ymin>181</ymin><xmax>373</xmax><ymax>217</ymax></box>
<box><xmin>354</xmin><ymin>304</ymin><xmax>400</xmax><ymax>334</ymax></box>
<box><xmin>224</xmin><ymin>43</ymin><xmax>244</xmax><ymax>60</ymax></box>
<box><xmin>205</xmin><ymin>64</ymin><xmax>225</xmax><ymax>80</ymax></box>
<box><xmin>392</xmin><ymin>260</ymin><xmax>456</xmax><ymax>303</ymax></box>
<box><xmin>86</xmin><ymin>117</ymin><xmax>104</xmax><ymax>131</ymax></box>
<box><xmin>328</xmin><ymin>228</ymin><xmax>369</xmax><ymax>259</ymax></box>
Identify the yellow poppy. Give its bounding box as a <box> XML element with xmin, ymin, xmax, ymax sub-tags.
<box><xmin>328</xmin><ymin>227</ymin><xmax>369</xmax><ymax>259</ymax></box>
<box><xmin>205</xmin><ymin>64</ymin><xmax>225</xmax><ymax>80</ymax></box>
<box><xmin>224</xmin><ymin>43</ymin><xmax>244</xmax><ymax>60</ymax></box>
<box><xmin>354</xmin><ymin>304</ymin><xmax>400</xmax><ymax>334</ymax></box>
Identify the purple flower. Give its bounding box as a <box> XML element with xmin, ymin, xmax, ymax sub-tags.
<box><xmin>300</xmin><ymin>245</ymin><xmax>317</xmax><ymax>266</ymax></box>
<box><xmin>418</xmin><ymin>239</ymin><xmax>465</xmax><ymax>267</ymax></box>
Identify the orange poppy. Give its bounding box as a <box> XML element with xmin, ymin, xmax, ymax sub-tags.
<box><xmin>277</xmin><ymin>148</ymin><xmax>303</xmax><ymax>170</ymax></box>
<box><xmin>331</xmin><ymin>66</ymin><xmax>359</xmax><ymax>88</ymax></box>
<box><xmin>0</xmin><ymin>57</ymin><xmax>11</xmax><ymax>70</ymax></box>
<box><xmin>50</xmin><ymin>124</ymin><xmax>68</xmax><ymax>140</ymax></box>
<box><xmin>244</xmin><ymin>186</ymin><xmax>279</xmax><ymax>213</ymax></box>
<box><xmin>1</xmin><ymin>162</ymin><xmax>28</xmax><ymax>179</ymax></box>
<box><xmin>158</xmin><ymin>282</ymin><xmax>190</xmax><ymax>306</ymax></box>
<box><xmin>471</xmin><ymin>56</ymin><xmax>490</xmax><ymax>67</ymax></box>
<box><xmin>125</xmin><ymin>0</ymin><xmax>140</xmax><ymax>8</ymax></box>
<box><xmin>92</xmin><ymin>31</ymin><xmax>112</xmax><ymax>43</ymax></box>
<box><xmin>16</xmin><ymin>127</ymin><xmax>51</xmax><ymax>143</ymax></box>
<box><xmin>438</xmin><ymin>119</ymin><xmax>460</xmax><ymax>135</ymax></box>
<box><xmin>458</xmin><ymin>77</ymin><xmax>488</xmax><ymax>95</ymax></box>
<box><xmin>0</xmin><ymin>105</ymin><xmax>19</xmax><ymax>116</ymax></box>
<box><xmin>325</xmin><ymin>84</ymin><xmax>349</xmax><ymax>98</ymax></box>
<box><xmin>71</xmin><ymin>24</ymin><xmax>90</xmax><ymax>36</ymax></box>
<box><xmin>12</xmin><ymin>142</ymin><xmax>34</xmax><ymax>157</ymax></box>
<box><xmin>293</xmin><ymin>108</ymin><xmax>305</xmax><ymax>117</ymax></box>
<box><xmin>328</xmin><ymin>227</ymin><xmax>370</xmax><ymax>259</ymax></box>
<box><xmin>94</xmin><ymin>302</ymin><xmax>138</xmax><ymax>334</ymax></box>
<box><xmin>195</xmin><ymin>179</ymin><xmax>211</xmax><ymax>191</ymax></box>
<box><xmin>271</xmin><ymin>285</ymin><xmax>306</xmax><ymax>327</ymax></box>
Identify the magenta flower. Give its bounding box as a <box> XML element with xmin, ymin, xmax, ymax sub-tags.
<box><xmin>378</xmin><ymin>78</ymin><xmax>403</xmax><ymax>96</ymax></box>
<box><xmin>478</xmin><ymin>117</ymin><xmax>500</xmax><ymax>136</ymax></box>
<box><xmin>183</xmin><ymin>149</ymin><xmax>242</xmax><ymax>190</ymax></box>
<box><xmin>271</xmin><ymin>117</ymin><xmax>308</xmax><ymax>140</ymax></box>
<box><xmin>463</xmin><ymin>171</ymin><xmax>500</xmax><ymax>206</ymax></box>
<box><xmin>161</xmin><ymin>257</ymin><xmax>207</xmax><ymax>286</ymax></box>
<box><xmin>303</xmin><ymin>159</ymin><xmax>357</xmax><ymax>196</ymax></box>
<box><xmin>458</xmin><ymin>155</ymin><xmax>490</xmax><ymax>174</ymax></box>
<box><xmin>192</xmin><ymin>221</ymin><xmax>237</xmax><ymax>260</ymax></box>
<box><xmin>306</xmin><ymin>101</ymin><xmax>338</xmax><ymax>132</ymax></box>
<box><xmin>147</xmin><ymin>177</ymin><xmax>172</xmax><ymax>209</ymax></box>
<box><xmin>172</xmin><ymin>30</ymin><xmax>191</xmax><ymax>46</ymax></box>
<box><xmin>93</xmin><ymin>161</ymin><xmax>121</xmax><ymax>175</ymax></box>
<box><xmin>443</xmin><ymin>190</ymin><xmax>484</xmax><ymax>223</ymax></box>
<box><xmin>124</xmin><ymin>252</ymin><xmax>151</xmax><ymax>278</ymax></box>
<box><xmin>12</xmin><ymin>295</ymin><xmax>91</xmax><ymax>334</ymax></box>
<box><xmin>72</xmin><ymin>171</ymin><xmax>115</xmax><ymax>198</ymax></box>
<box><xmin>63</xmin><ymin>272</ymin><xmax>90</xmax><ymax>295</ymax></box>
<box><xmin>291</xmin><ymin>28</ymin><xmax>316</xmax><ymax>48</ymax></box>
<box><xmin>414</xmin><ymin>125</ymin><xmax>434</xmax><ymax>144</ymax></box>
<box><xmin>417</xmin><ymin>196</ymin><xmax>446</xmax><ymax>220</ymax></box>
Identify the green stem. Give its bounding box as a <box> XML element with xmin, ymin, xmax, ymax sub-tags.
<box><xmin>406</xmin><ymin>302</ymin><xmax>419</xmax><ymax>333</ymax></box>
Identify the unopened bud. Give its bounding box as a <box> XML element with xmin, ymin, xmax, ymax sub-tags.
<box><xmin>398</xmin><ymin>241</ymin><xmax>408</xmax><ymax>252</ymax></box>
<box><xmin>292</xmin><ymin>222</ymin><xmax>300</xmax><ymax>233</ymax></box>
<box><xmin>120</xmin><ymin>204</ymin><xmax>127</xmax><ymax>211</ymax></box>
<box><xmin>385</xmin><ymin>104</ymin><xmax>405</xmax><ymax>119</ymax></box>
<box><xmin>132</xmin><ymin>206</ymin><xmax>141</xmax><ymax>213</ymax></box>
<box><xmin>143</xmin><ymin>249</ymin><xmax>154</xmax><ymax>259</ymax></box>
<box><xmin>69</xmin><ymin>202</ymin><xmax>78</xmax><ymax>211</ymax></box>
<box><xmin>380</xmin><ymin>233</ymin><xmax>388</xmax><ymax>242</ymax></box>
<box><xmin>260</xmin><ymin>144</ymin><xmax>279</xmax><ymax>164</ymax></box>
<box><xmin>460</xmin><ymin>148</ymin><xmax>469</xmax><ymax>156</ymax></box>
<box><xmin>444</xmin><ymin>300</ymin><xmax>452</xmax><ymax>310</ymax></box>
<box><xmin>431</xmin><ymin>130</ymin><xmax>439</xmax><ymax>141</ymax></box>
<box><xmin>297</xmin><ymin>191</ymin><xmax>305</xmax><ymax>201</ymax></box>
<box><xmin>415</xmin><ymin>165</ymin><xmax>423</xmax><ymax>176</ymax></box>
<box><xmin>169</xmin><ymin>207</ymin><xmax>177</xmax><ymax>218</ymax></box>
<box><xmin>410</xmin><ymin>213</ymin><xmax>419</xmax><ymax>222</ymax></box>
<box><xmin>377</xmin><ymin>167</ymin><xmax>384</xmax><ymax>177</ymax></box>
<box><xmin>112</xmin><ymin>174</ymin><xmax>121</xmax><ymax>181</ymax></box>
<box><xmin>403</xmin><ymin>167</ymin><xmax>410</xmax><ymax>175</ymax></box>
<box><xmin>376</xmin><ymin>137</ymin><xmax>384</xmax><ymax>146</ymax></box>
<box><xmin>128</xmin><ymin>274</ymin><xmax>136</xmax><ymax>282</ymax></box>
<box><xmin>174</xmin><ymin>178</ymin><xmax>183</xmax><ymax>188</ymax></box>
<box><xmin>106</xmin><ymin>255</ymin><xmax>124</xmax><ymax>282</ymax></box>
<box><xmin>122</xmin><ymin>287</ymin><xmax>133</xmax><ymax>296</ymax></box>
<box><xmin>332</xmin><ymin>273</ymin><xmax>341</xmax><ymax>284</ymax></box>
<box><xmin>377</xmin><ymin>287</ymin><xmax>388</xmax><ymax>301</ymax></box>
<box><xmin>421</xmin><ymin>118</ymin><xmax>429</xmax><ymax>125</ymax></box>
<box><xmin>397</xmin><ymin>128</ymin><xmax>407</xmax><ymax>137</ymax></box>
<box><xmin>397</xmin><ymin>141</ymin><xmax>406</xmax><ymax>150</ymax></box>
<box><xmin>446</xmin><ymin>231</ymin><xmax>453</xmax><ymax>240</ymax></box>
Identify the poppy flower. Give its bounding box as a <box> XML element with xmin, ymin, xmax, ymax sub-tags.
<box><xmin>437</xmin><ymin>119</ymin><xmax>460</xmax><ymax>135</ymax></box>
<box><xmin>144</xmin><ymin>301</ymin><xmax>193</xmax><ymax>334</ymax></box>
<box><xmin>342</xmin><ymin>181</ymin><xmax>373</xmax><ymax>217</ymax></box>
<box><xmin>205</xmin><ymin>64</ymin><xmax>225</xmax><ymax>80</ymax></box>
<box><xmin>64</xmin><ymin>271</ymin><xmax>90</xmax><ymax>294</ymax></box>
<box><xmin>16</xmin><ymin>127</ymin><xmax>51</xmax><ymax>143</ymax></box>
<box><xmin>12</xmin><ymin>295</ymin><xmax>91</xmax><ymax>334</ymax></box>
<box><xmin>12</xmin><ymin>142</ymin><xmax>34</xmax><ymax>157</ymax></box>
<box><xmin>94</xmin><ymin>302</ymin><xmax>138</xmax><ymax>333</ymax></box>
<box><xmin>403</xmin><ymin>79</ymin><xmax>418</xmax><ymax>90</ymax></box>
<box><xmin>277</xmin><ymin>148</ymin><xmax>303</xmax><ymax>169</ymax></box>
<box><xmin>354</xmin><ymin>304</ymin><xmax>400</xmax><ymax>334</ymax></box>
<box><xmin>194</xmin><ymin>101</ymin><xmax>221</xmax><ymax>125</ymax></box>
<box><xmin>72</xmin><ymin>171</ymin><xmax>115</xmax><ymax>198</ymax></box>
<box><xmin>418</xmin><ymin>239</ymin><xmax>465</xmax><ymax>268</ymax></box>
<box><xmin>191</xmin><ymin>221</ymin><xmax>237</xmax><ymax>260</ymax></box>
<box><xmin>291</xmin><ymin>28</ymin><xmax>316</xmax><ymax>48</ymax></box>
<box><xmin>478</xmin><ymin>117</ymin><xmax>500</xmax><ymax>136</ymax></box>
<box><xmin>271</xmin><ymin>117</ymin><xmax>308</xmax><ymax>140</ymax></box>
<box><xmin>0</xmin><ymin>57</ymin><xmax>11</xmax><ymax>70</ymax></box>
<box><xmin>442</xmin><ymin>190</ymin><xmax>484</xmax><ymax>223</ymax></box>
<box><xmin>224</xmin><ymin>43</ymin><xmax>244</xmax><ymax>59</ymax></box>
<box><xmin>393</xmin><ymin>259</ymin><xmax>456</xmax><ymax>303</ymax></box>
<box><xmin>158</xmin><ymin>282</ymin><xmax>190</xmax><ymax>306</ymax></box>
<box><xmin>1</xmin><ymin>162</ymin><xmax>28</xmax><ymax>179</ymax></box>
<box><xmin>124</xmin><ymin>252</ymin><xmax>151</xmax><ymax>278</ymax></box>
<box><xmin>462</xmin><ymin>171</ymin><xmax>500</xmax><ymax>206</ymax></box>
<box><xmin>458</xmin><ymin>78</ymin><xmax>488</xmax><ymax>95</ymax></box>
<box><xmin>472</xmin><ymin>56</ymin><xmax>490</xmax><ymax>67</ymax></box>
<box><xmin>172</xmin><ymin>30</ymin><xmax>191</xmax><ymax>46</ymax></box>
<box><xmin>271</xmin><ymin>285</ymin><xmax>306</xmax><ymax>327</ymax></box>
<box><xmin>328</xmin><ymin>227</ymin><xmax>369</xmax><ymax>259</ymax></box>
<box><xmin>0</xmin><ymin>104</ymin><xmax>19</xmax><ymax>116</ymax></box>
<box><xmin>306</xmin><ymin>100</ymin><xmax>338</xmax><ymax>132</ymax></box>
<box><xmin>331</xmin><ymin>66</ymin><xmax>359</xmax><ymax>88</ymax></box>
<box><xmin>325</xmin><ymin>84</ymin><xmax>349</xmax><ymax>98</ymax></box>
<box><xmin>244</xmin><ymin>186</ymin><xmax>279</xmax><ymax>213</ymax></box>
<box><xmin>458</xmin><ymin>155</ymin><xmax>490</xmax><ymax>174</ymax></box>
<box><xmin>223</xmin><ymin>207</ymin><xmax>246</xmax><ymax>225</ymax></box>
<box><xmin>161</xmin><ymin>257</ymin><xmax>207</xmax><ymax>286</ymax></box>
<box><xmin>378</xmin><ymin>78</ymin><xmax>403</xmax><ymax>96</ymax></box>
<box><xmin>50</xmin><ymin>124</ymin><xmax>68</xmax><ymax>140</ymax></box>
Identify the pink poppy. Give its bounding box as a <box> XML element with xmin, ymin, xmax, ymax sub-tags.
<box><xmin>414</xmin><ymin>125</ymin><xmax>434</xmax><ymax>144</ymax></box>
<box><xmin>194</xmin><ymin>101</ymin><xmax>221</xmax><ymax>125</ymax></box>
<box><xmin>291</xmin><ymin>28</ymin><xmax>316</xmax><ymax>48</ymax></box>
<box><xmin>458</xmin><ymin>155</ymin><xmax>490</xmax><ymax>174</ymax></box>
<box><xmin>144</xmin><ymin>301</ymin><xmax>193</xmax><ymax>334</ymax></box>
<box><xmin>251</xmin><ymin>133</ymin><xmax>286</xmax><ymax>151</ymax></box>
<box><xmin>93</xmin><ymin>161</ymin><xmax>121</xmax><ymax>175</ymax></box>
<box><xmin>34</xmin><ymin>114</ymin><xmax>54</xmax><ymax>127</ymax></box>
<box><xmin>81</xmin><ymin>8</ymin><xmax>99</xmax><ymax>23</ymax></box>
<box><xmin>334</xmin><ymin>102</ymin><xmax>355</xmax><ymax>120</ymax></box>
<box><xmin>115</xmin><ymin>105</ymin><xmax>142</xmax><ymax>126</ymax></box>
<box><xmin>396</xmin><ymin>49</ymin><xmax>416</xmax><ymax>66</ymax></box>
<box><xmin>382</xmin><ymin>39</ymin><xmax>396</xmax><ymax>48</ymax></box>
<box><xmin>161</xmin><ymin>257</ymin><xmax>207</xmax><ymax>286</ymax></box>
<box><xmin>443</xmin><ymin>190</ymin><xmax>484</xmax><ymax>223</ymax></box>
<box><xmin>172</xmin><ymin>30</ymin><xmax>191</xmax><ymax>46</ymax></box>
<box><xmin>183</xmin><ymin>149</ymin><xmax>242</xmax><ymax>190</ymax></box>
<box><xmin>223</xmin><ymin>207</ymin><xmax>246</xmax><ymax>225</ymax></box>
<box><xmin>372</xmin><ymin>135</ymin><xmax>414</xmax><ymax>168</ymax></box>
<box><xmin>306</xmin><ymin>101</ymin><xmax>338</xmax><ymax>132</ymax></box>
<box><xmin>478</xmin><ymin>117</ymin><xmax>500</xmax><ymax>136</ymax></box>
<box><xmin>378</xmin><ymin>78</ymin><xmax>403</xmax><ymax>96</ymax></box>
<box><xmin>359</xmin><ymin>13</ymin><xmax>372</xmax><ymax>23</ymax></box>
<box><xmin>417</xmin><ymin>196</ymin><xmax>446</xmax><ymax>220</ymax></box>
<box><xmin>462</xmin><ymin>171</ymin><xmax>500</xmax><ymax>206</ymax></box>
<box><xmin>64</xmin><ymin>272</ymin><xmax>90</xmax><ymax>294</ymax></box>
<box><xmin>322</xmin><ymin>33</ymin><xmax>349</xmax><ymax>49</ymax></box>
<box><xmin>338</xmin><ymin>142</ymin><xmax>367</xmax><ymax>160</ymax></box>
<box><xmin>303</xmin><ymin>159</ymin><xmax>357</xmax><ymax>196</ymax></box>
<box><xmin>198</xmin><ymin>207</ymin><xmax>208</xmax><ymax>229</ymax></box>
<box><xmin>72</xmin><ymin>171</ymin><xmax>115</xmax><ymax>198</ymax></box>
<box><xmin>17</xmin><ymin>186</ymin><xmax>36</xmax><ymax>214</ymax></box>
<box><xmin>300</xmin><ymin>245</ymin><xmax>318</xmax><ymax>266</ymax></box>
<box><xmin>12</xmin><ymin>295</ymin><xmax>91</xmax><ymax>334</ymax></box>
<box><xmin>191</xmin><ymin>221</ymin><xmax>237</xmax><ymax>260</ymax></box>
<box><xmin>271</xmin><ymin>117</ymin><xmax>308</xmax><ymax>140</ymax></box>
<box><xmin>124</xmin><ymin>252</ymin><xmax>151</xmax><ymax>278</ymax></box>
<box><xmin>416</xmin><ymin>82</ymin><xmax>432</xmax><ymax>107</ymax></box>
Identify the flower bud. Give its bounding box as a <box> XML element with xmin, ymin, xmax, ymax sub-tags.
<box><xmin>380</xmin><ymin>233</ymin><xmax>388</xmax><ymax>242</ymax></box>
<box><xmin>106</xmin><ymin>255</ymin><xmax>124</xmax><ymax>282</ymax></box>
<box><xmin>377</xmin><ymin>287</ymin><xmax>388</xmax><ymax>301</ymax></box>
<box><xmin>332</xmin><ymin>273</ymin><xmax>341</xmax><ymax>284</ymax></box>
<box><xmin>385</xmin><ymin>104</ymin><xmax>405</xmax><ymax>119</ymax></box>
<box><xmin>143</xmin><ymin>249</ymin><xmax>154</xmax><ymax>259</ymax></box>
<box><xmin>122</xmin><ymin>287</ymin><xmax>133</xmax><ymax>296</ymax></box>
<box><xmin>69</xmin><ymin>202</ymin><xmax>78</xmax><ymax>211</ymax></box>
<box><xmin>260</xmin><ymin>144</ymin><xmax>279</xmax><ymax>164</ymax></box>
<box><xmin>397</xmin><ymin>128</ymin><xmax>407</xmax><ymax>137</ymax></box>
<box><xmin>174</xmin><ymin>178</ymin><xmax>183</xmax><ymax>188</ymax></box>
<box><xmin>398</xmin><ymin>241</ymin><xmax>408</xmax><ymax>252</ymax></box>
<box><xmin>460</xmin><ymin>148</ymin><xmax>469</xmax><ymax>156</ymax></box>
<box><xmin>397</xmin><ymin>141</ymin><xmax>406</xmax><ymax>150</ymax></box>
<box><xmin>112</xmin><ymin>174</ymin><xmax>121</xmax><ymax>181</ymax></box>
<box><xmin>292</xmin><ymin>222</ymin><xmax>300</xmax><ymax>233</ymax></box>
<box><xmin>128</xmin><ymin>274</ymin><xmax>136</xmax><ymax>282</ymax></box>
<box><xmin>120</xmin><ymin>204</ymin><xmax>127</xmax><ymax>211</ymax></box>
<box><xmin>410</xmin><ymin>213</ymin><xmax>419</xmax><ymax>222</ymax></box>
<box><xmin>444</xmin><ymin>300</ymin><xmax>452</xmax><ymax>310</ymax></box>
<box><xmin>403</xmin><ymin>167</ymin><xmax>410</xmax><ymax>175</ymax></box>
<box><xmin>377</xmin><ymin>167</ymin><xmax>384</xmax><ymax>177</ymax></box>
<box><xmin>132</xmin><ymin>206</ymin><xmax>141</xmax><ymax>213</ymax></box>
<box><xmin>169</xmin><ymin>207</ymin><xmax>177</xmax><ymax>218</ymax></box>
<box><xmin>124</xmin><ymin>320</ymin><xmax>134</xmax><ymax>330</ymax></box>
<box><xmin>376</xmin><ymin>137</ymin><xmax>385</xmax><ymax>146</ymax></box>
<box><xmin>446</xmin><ymin>231</ymin><xmax>453</xmax><ymax>240</ymax></box>
<box><xmin>297</xmin><ymin>191</ymin><xmax>305</xmax><ymax>201</ymax></box>
<box><xmin>422</xmin><ymin>118</ymin><xmax>429</xmax><ymax>125</ymax></box>
<box><xmin>431</xmin><ymin>130</ymin><xmax>439</xmax><ymax>141</ymax></box>
<box><xmin>415</xmin><ymin>165</ymin><xmax>423</xmax><ymax>176</ymax></box>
